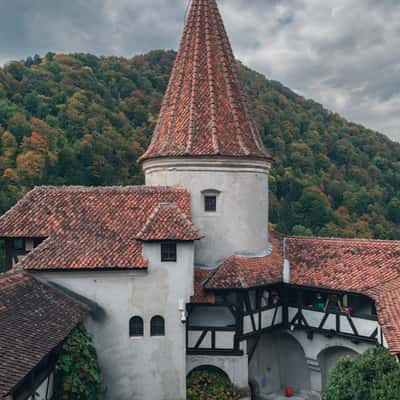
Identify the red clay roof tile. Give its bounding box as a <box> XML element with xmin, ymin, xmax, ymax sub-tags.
<box><xmin>137</xmin><ymin>203</ymin><xmax>202</xmax><ymax>241</ymax></box>
<box><xmin>286</xmin><ymin>236</ymin><xmax>400</xmax><ymax>354</ymax></box>
<box><xmin>192</xmin><ymin>269</ymin><xmax>216</xmax><ymax>304</ymax></box>
<box><xmin>140</xmin><ymin>0</ymin><xmax>271</xmax><ymax>162</ymax></box>
<box><xmin>0</xmin><ymin>272</ymin><xmax>86</xmax><ymax>397</ymax></box>
<box><xmin>0</xmin><ymin>186</ymin><xmax>197</xmax><ymax>270</ymax></box>
<box><xmin>205</xmin><ymin>232</ymin><xmax>283</xmax><ymax>290</ymax></box>
<box><xmin>203</xmin><ymin>233</ymin><xmax>400</xmax><ymax>354</ymax></box>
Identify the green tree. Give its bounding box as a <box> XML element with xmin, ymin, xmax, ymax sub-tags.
<box><xmin>324</xmin><ymin>348</ymin><xmax>400</xmax><ymax>400</ymax></box>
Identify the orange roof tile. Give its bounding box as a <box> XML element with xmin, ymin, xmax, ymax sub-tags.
<box><xmin>287</xmin><ymin>236</ymin><xmax>400</xmax><ymax>353</ymax></box>
<box><xmin>205</xmin><ymin>232</ymin><xmax>283</xmax><ymax>289</ymax></box>
<box><xmin>140</xmin><ymin>0</ymin><xmax>270</xmax><ymax>162</ymax></box>
<box><xmin>137</xmin><ymin>203</ymin><xmax>202</xmax><ymax>241</ymax></box>
<box><xmin>0</xmin><ymin>186</ymin><xmax>197</xmax><ymax>270</ymax></box>
<box><xmin>0</xmin><ymin>272</ymin><xmax>86</xmax><ymax>397</ymax></box>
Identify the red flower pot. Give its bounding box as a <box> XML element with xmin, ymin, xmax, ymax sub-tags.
<box><xmin>285</xmin><ymin>387</ymin><xmax>293</xmax><ymax>397</ymax></box>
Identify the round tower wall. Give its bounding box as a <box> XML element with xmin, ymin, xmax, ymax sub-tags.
<box><xmin>143</xmin><ymin>157</ymin><xmax>270</xmax><ymax>266</ymax></box>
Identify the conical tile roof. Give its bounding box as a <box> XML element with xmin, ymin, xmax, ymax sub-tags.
<box><xmin>140</xmin><ymin>0</ymin><xmax>271</xmax><ymax>162</ymax></box>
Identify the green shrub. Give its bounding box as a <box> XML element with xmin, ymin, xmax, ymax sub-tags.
<box><xmin>187</xmin><ymin>369</ymin><xmax>240</xmax><ymax>400</ymax></box>
<box><xmin>55</xmin><ymin>324</ymin><xmax>105</xmax><ymax>400</ymax></box>
<box><xmin>324</xmin><ymin>347</ymin><xmax>400</xmax><ymax>400</ymax></box>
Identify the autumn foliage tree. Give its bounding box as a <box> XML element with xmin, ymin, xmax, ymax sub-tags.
<box><xmin>0</xmin><ymin>50</ymin><xmax>399</xmax><ymax>261</ymax></box>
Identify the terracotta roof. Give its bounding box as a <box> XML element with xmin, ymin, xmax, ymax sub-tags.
<box><xmin>0</xmin><ymin>272</ymin><xmax>86</xmax><ymax>397</ymax></box>
<box><xmin>286</xmin><ymin>236</ymin><xmax>400</xmax><ymax>354</ymax></box>
<box><xmin>287</xmin><ymin>237</ymin><xmax>400</xmax><ymax>293</ymax></box>
<box><xmin>192</xmin><ymin>269</ymin><xmax>216</xmax><ymax>303</ymax></box>
<box><xmin>202</xmin><ymin>233</ymin><xmax>400</xmax><ymax>353</ymax></box>
<box><xmin>140</xmin><ymin>0</ymin><xmax>271</xmax><ymax>162</ymax></box>
<box><xmin>20</xmin><ymin>233</ymin><xmax>147</xmax><ymax>271</ymax></box>
<box><xmin>137</xmin><ymin>203</ymin><xmax>202</xmax><ymax>241</ymax></box>
<box><xmin>205</xmin><ymin>232</ymin><xmax>283</xmax><ymax>290</ymax></box>
<box><xmin>0</xmin><ymin>186</ymin><xmax>198</xmax><ymax>270</ymax></box>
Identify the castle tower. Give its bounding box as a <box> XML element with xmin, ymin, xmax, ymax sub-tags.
<box><xmin>140</xmin><ymin>0</ymin><xmax>272</xmax><ymax>266</ymax></box>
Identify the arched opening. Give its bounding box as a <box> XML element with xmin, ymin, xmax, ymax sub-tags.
<box><xmin>248</xmin><ymin>332</ymin><xmax>311</xmax><ymax>397</ymax></box>
<box><xmin>318</xmin><ymin>346</ymin><xmax>358</xmax><ymax>391</ymax></box>
<box><xmin>129</xmin><ymin>316</ymin><xmax>144</xmax><ymax>337</ymax></box>
<box><xmin>150</xmin><ymin>315</ymin><xmax>165</xmax><ymax>336</ymax></box>
<box><xmin>187</xmin><ymin>365</ymin><xmax>230</xmax><ymax>382</ymax></box>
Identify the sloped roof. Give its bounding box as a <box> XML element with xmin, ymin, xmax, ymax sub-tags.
<box><xmin>137</xmin><ymin>203</ymin><xmax>202</xmax><ymax>241</ymax></box>
<box><xmin>202</xmin><ymin>233</ymin><xmax>400</xmax><ymax>353</ymax></box>
<box><xmin>0</xmin><ymin>272</ymin><xmax>86</xmax><ymax>397</ymax></box>
<box><xmin>287</xmin><ymin>236</ymin><xmax>400</xmax><ymax>354</ymax></box>
<box><xmin>20</xmin><ymin>233</ymin><xmax>147</xmax><ymax>271</ymax></box>
<box><xmin>0</xmin><ymin>186</ymin><xmax>198</xmax><ymax>270</ymax></box>
<box><xmin>192</xmin><ymin>269</ymin><xmax>216</xmax><ymax>303</ymax></box>
<box><xmin>205</xmin><ymin>232</ymin><xmax>283</xmax><ymax>290</ymax></box>
<box><xmin>140</xmin><ymin>0</ymin><xmax>270</xmax><ymax>162</ymax></box>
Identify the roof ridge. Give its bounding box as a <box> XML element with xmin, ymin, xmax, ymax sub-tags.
<box><xmin>205</xmin><ymin>1</ymin><xmax>220</xmax><ymax>153</ymax></box>
<box><xmin>23</xmin><ymin>185</ymin><xmax>189</xmax><ymax>192</ymax></box>
<box><xmin>287</xmin><ymin>235</ymin><xmax>400</xmax><ymax>244</ymax></box>
<box><xmin>187</xmin><ymin>0</ymin><xmax>202</xmax><ymax>155</ymax></box>
<box><xmin>212</xmin><ymin>1</ymin><xmax>248</xmax><ymax>155</ymax></box>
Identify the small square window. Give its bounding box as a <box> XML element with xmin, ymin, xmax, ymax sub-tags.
<box><xmin>161</xmin><ymin>242</ymin><xmax>177</xmax><ymax>262</ymax></box>
<box><xmin>204</xmin><ymin>196</ymin><xmax>217</xmax><ymax>212</ymax></box>
<box><xmin>14</xmin><ymin>239</ymin><xmax>24</xmax><ymax>251</ymax></box>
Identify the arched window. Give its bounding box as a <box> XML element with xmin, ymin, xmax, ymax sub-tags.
<box><xmin>129</xmin><ymin>316</ymin><xmax>144</xmax><ymax>337</ymax></box>
<box><xmin>150</xmin><ymin>316</ymin><xmax>165</xmax><ymax>336</ymax></box>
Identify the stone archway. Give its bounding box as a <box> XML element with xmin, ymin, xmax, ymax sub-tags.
<box><xmin>248</xmin><ymin>331</ymin><xmax>311</xmax><ymax>397</ymax></box>
<box><xmin>318</xmin><ymin>346</ymin><xmax>358</xmax><ymax>391</ymax></box>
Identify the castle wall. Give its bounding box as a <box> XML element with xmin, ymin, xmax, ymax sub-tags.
<box><xmin>34</xmin><ymin>242</ymin><xmax>195</xmax><ymax>400</ymax></box>
<box><xmin>143</xmin><ymin>157</ymin><xmax>271</xmax><ymax>266</ymax></box>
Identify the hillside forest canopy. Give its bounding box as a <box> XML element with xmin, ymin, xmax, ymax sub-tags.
<box><xmin>1</xmin><ymin>50</ymin><xmax>400</xmax><ymax>267</ymax></box>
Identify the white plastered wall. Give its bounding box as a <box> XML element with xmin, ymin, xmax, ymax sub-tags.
<box><xmin>143</xmin><ymin>157</ymin><xmax>270</xmax><ymax>266</ymax></box>
<box><xmin>33</xmin><ymin>242</ymin><xmax>194</xmax><ymax>400</ymax></box>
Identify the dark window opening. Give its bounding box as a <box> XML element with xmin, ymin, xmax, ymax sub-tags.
<box><xmin>129</xmin><ymin>316</ymin><xmax>144</xmax><ymax>337</ymax></box>
<box><xmin>14</xmin><ymin>239</ymin><xmax>24</xmax><ymax>251</ymax></box>
<box><xmin>204</xmin><ymin>196</ymin><xmax>217</xmax><ymax>212</ymax></box>
<box><xmin>161</xmin><ymin>242</ymin><xmax>177</xmax><ymax>262</ymax></box>
<box><xmin>151</xmin><ymin>316</ymin><xmax>165</xmax><ymax>336</ymax></box>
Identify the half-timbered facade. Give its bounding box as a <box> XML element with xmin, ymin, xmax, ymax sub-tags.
<box><xmin>1</xmin><ymin>0</ymin><xmax>400</xmax><ymax>399</ymax></box>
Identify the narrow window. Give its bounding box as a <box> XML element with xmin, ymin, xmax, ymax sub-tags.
<box><xmin>151</xmin><ymin>316</ymin><xmax>165</xmax><ymax>336</ymax></box>
<box><xmin>14</xmin><ymin>239</ymin><xmax>24</xmax><ymax>251</ymax></box>
<box><xmin>161</xmin><ymin>242</ymin><xmax>177</xmax><ymax>262</ymax></box>
<box><xmin>204</xmin><ymin>195</ymin><xmax>217</xmax><ymax>212</ymax></box>
<box><xmin>129</xmin><ymin>316</ymin><xmax>144</xmax><ymax>337</ymax></box>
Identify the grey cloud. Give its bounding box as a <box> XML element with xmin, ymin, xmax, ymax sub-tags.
<box><xmin>0</xmin><ymin>0</ymin><xmax>399</xmax><ymax>141</ymax></box>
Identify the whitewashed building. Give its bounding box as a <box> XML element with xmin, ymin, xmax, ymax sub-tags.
<box><xmin>1</xmin><ymin>0</ymin><xmax>400</xmax><ymax>399</ymax></box>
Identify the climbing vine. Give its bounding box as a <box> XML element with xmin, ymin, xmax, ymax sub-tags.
<box><xmin>55</xmin><ymin>324</ymin><xmax>105</xmax><ymax>400</ymax></box>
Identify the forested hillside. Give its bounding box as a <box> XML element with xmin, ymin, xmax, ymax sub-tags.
<box><xmin>1</xmin><ymin>50</ymin><xmax>400</xmax><ymax>241</ymax></box>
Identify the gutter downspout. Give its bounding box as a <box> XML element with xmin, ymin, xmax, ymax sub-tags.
<box><xmin>283</xmin><ymin>237</ymin><xmax>290</xmax><ymax>284</ymax></box>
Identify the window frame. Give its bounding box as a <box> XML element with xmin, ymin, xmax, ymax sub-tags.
<box><xmin>161</xmin><ymin>241</ymin><xmax>177</xmax><ymax>262</ymax></box>
<box><xmin>129</xmin><ymin>316</ymin><xmax>144</xmax><ymax>337</ymax></box>
<box><xmin>204</xmin><ymin>195</ymin><xmax>217</xmax><ymax>212</ymax></box>
<box><xmin>150</xmin><ymin>316</ymin><xmax>165</xmax><ymax>337</ymax></box>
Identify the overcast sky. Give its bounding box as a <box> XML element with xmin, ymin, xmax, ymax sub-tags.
<box><xmin>0</xmin><ymin>0</ymin><xmax>399</xmax><ymax>141</ymax></box>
